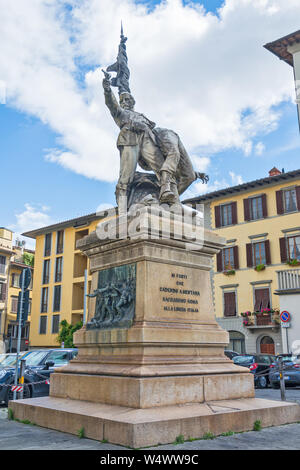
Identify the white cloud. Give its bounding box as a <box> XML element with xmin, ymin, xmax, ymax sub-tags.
<box><xmin>0</xmin><ymin>0</ymin><xmax>298</xmax><ymax>184</ymax></box>
<box><xmin>9</xmin><ymin>203</ymin><xmax>53</xmax><ymax>250</ymax></box>
<box><xmin>255</xmin><ymin>141</ymin><xmax>266</xmax><ymax>155</ymax></box>
<box><xmin>229</xmin><ymin>171</ymin><xmax>243</xmax><ymax>185</ymax></box>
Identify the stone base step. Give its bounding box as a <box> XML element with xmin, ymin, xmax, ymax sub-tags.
<box><xmin>9</xmin><ymin>397</ymin><xmax>300</xmax><ymax>448</ymax></box>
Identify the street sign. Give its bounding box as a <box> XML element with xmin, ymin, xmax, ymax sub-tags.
<box><xmin>280</xmin><ymin>310</ymin><xmax>291</xmax><ymax>323</ymax></box>
<box><xmin>22</xmin><ymin>267</ymin><xmax>32</xmax><ymax>290</ymax></box>
<box><xmin>17</xmin><ymin>289</ymin><xmax>30</xmax><ymax>325</ymax></box>
<box><xmin>281</xmin><ymin>322</ymin><xmax>290</xmax><ymax>328</ymax></box>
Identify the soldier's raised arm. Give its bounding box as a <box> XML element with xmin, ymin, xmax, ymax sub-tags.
<box><xmin>102</xmin><ymin>69</ymin><xmax>120</xmax><ymax>119</ymax></box>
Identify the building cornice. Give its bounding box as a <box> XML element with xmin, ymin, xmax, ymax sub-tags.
<box><xmin>183</xmin><ymin>169</ymin><xmax>300</xmax><ymax>205</ymax></box>
<box><xmin>263</xmin><ymin>30</ymin><xmax>300</xmax><ymax>66</ymax></box>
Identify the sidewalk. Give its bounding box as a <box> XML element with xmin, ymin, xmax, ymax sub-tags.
<box><xmin>1</xmin><ymin>388</ymin><xmax>300</xmax><ymax>450</ymax></box>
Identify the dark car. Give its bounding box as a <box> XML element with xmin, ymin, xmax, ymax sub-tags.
<box><xmin>269</xmin><ymin>354</ymin><xmax>300</xmax><ymax>388</ymax></box>
<box><xmin>224</xmin><ymin>350</ymin><xmax>240</xmax><ymax>359</ymax></box>
<box><xmin>0</xmin><ymin>348</ymin><xmax>78</xmax><ymax>405</ymax></box>
<box><xmin>233</xmin><ymin>354</ymin><xmax>276</xmax><ymax>388</ymax></box>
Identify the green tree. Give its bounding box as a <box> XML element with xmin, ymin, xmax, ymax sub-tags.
<box><xmin>56</xmin><ymin>319</ymin><xmax>83</xmax><ymax>348</ymax></box>
<box><xmin>23</xmin><ymin>252</ymin><xmax>34</xmax><ymax>267</ymax></box>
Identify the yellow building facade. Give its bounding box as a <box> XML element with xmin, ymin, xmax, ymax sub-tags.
<box><xmin>184</xmin><ymin>168</ymin><xmax>300</xmax><ymax>355</ymax></box>
<box><xmin>24</xmin><ymin>212</ymin><xmax>107</xmax><ymax>348</ymax></box>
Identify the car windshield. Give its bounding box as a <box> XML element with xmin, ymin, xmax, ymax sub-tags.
<box><xmin>233</xmin><ymin>355</ymin><xmax>254</xmax><ymax>365</ymax></box>
<box><xmin>277</xmin><ymin>355</ymin><xmax>300</xmax><ymax>363</ymax></box>
<box><xmin>23</xmin><ymin>351</ymin><xmax>49</xmax><ymax>366</ymax></box>
<box><xmin>0</xmin><ymin>354</ymin><xmax>17</xmax><ymax>367</ymax></box>
<box><xmin>45</xmin><ymin>350</ymin><xmax>70</xmax><ymax>366</ymax></box>
<box><xmin>0</xmin><ymin>354</ymin><xmax>7</xmax><ymax>363</ymax></box>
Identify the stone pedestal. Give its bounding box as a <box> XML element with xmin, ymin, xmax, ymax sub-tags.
<box><xmin>9</xmin><ymin>208</ymin><xmax>300</xmax><ymax>447</ymax></box>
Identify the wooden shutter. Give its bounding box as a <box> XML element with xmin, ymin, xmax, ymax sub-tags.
<box><xmin>265</xmin><ymin>240</ymin><xmax>271</xmax><ymax>265</ymax></box>
<box><xmin>233</xmin><ymin>246</ymin><xmax>239</xmax><ymax>270</ymax></box>
<box><xmin>254</xmin><ymin>289</ymin><xmax>263</xmax><ymax>311</ymax></box>
<box><xmin>216</xmin><ymin>251</ymin><xmax>223</xmax><ymax>272</ymax></box>
<box><xmin>262</xmin><ymin>194</ymin><xmax>268</xmax><ymax>218</ymax></box>
<box><xmin>276</xmin><ymin>190</ymin><xmax>284</xmax><ymax>214</ymax></box>
<box><xmin>224</xmin><ymin>292</ymin><xmax>236</xmax><ymax>317</ymax></box>
<box><xmin>261</xmin><ymin>288</ymin><xmax>270</xmax><ymax>309</ymax></box>
<box><xmin>243</xmin><ymin>198</ymin><xmax>250</xmax><ymax>221</ymax></box>
<box><xmin>231</xmin><ymin>202</ymin><xmax>237</xmax><ymax>225</ymax></box>
<box><xmin>246</xmin><ymin>243</ymin><xmax>253</xmax><ymax>267</ymax></box>
<box><xmin>279</xmin><ymin>237</ymin><xmax>288</xmax><ymax>263</ymax></box>
<box><xmin>215</xmin><ymin>205</ymin><xmax>221</xmax><ymax>228</ymax></box>
<box><xmin>296</xmin><ymin>186</ymin><xmax>300</xmax><ymax>211</ymax></box>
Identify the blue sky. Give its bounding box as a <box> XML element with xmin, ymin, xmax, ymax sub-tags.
<box><xmin>0</xmin><ymin>0</ymin><xmax>299</xmax><ymax>247</ymax></box>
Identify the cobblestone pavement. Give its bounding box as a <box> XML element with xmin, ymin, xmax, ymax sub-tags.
<box><xmin>0</xmin><ymin>388</ymin><xmax>300</xmax><ymax>450</ymax></box>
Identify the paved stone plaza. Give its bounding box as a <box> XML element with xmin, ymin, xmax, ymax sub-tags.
<box><xmin>1</xmin><ymin>388</ymin><xmax>300</xmax><ymax>450</ymax></box>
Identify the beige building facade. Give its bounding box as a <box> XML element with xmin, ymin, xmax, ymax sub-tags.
<box><xmin>184</xmin><ymin>168</ymin><xmax>300</xmax><ymax>355</ymax></box>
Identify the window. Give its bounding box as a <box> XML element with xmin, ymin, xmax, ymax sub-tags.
<box><xmin>0</xmin><ymin>255</ymin><xmax>6</xmax><ymax>274</ymax></box>
<box><xmin>51</xmin><ymin>315</ymin><xmax>60</xmax><ymax>334</ymax></box>
<box><xmin>217</xmin><ymin>246</ymin><xmax>239</xmax><ymax>272</ymax></box>
<box><xmin>11</xmin><ymin>296</ymin><xmax>18</xmax><ymax>314</ymax></box>
<box><xmin>254</xmin><ymin>288</ymin><xmax>270</xmax><ymax>312</ymax></box>
<box><xmin>53</xmin><ymin>285</ymin><xmax>61</xmax><ymax>312</ymax></box>
<box><xmin>283</xmin><ymin>188</ymin><xmax>297</xmax><ymax>213</ymax></box>
<box><xmin>246</xmin><ymin>240</ymin><xmax>271</xmax><ymax>267</ymax></box>
<box><xmin>276</xmin><ymin>187</ymin><xmax>300</xmax><ymax>214</ymax></box>
<box><xmin>288</xmin><ymin>236</ymin><xmax>300</xmax><ymax>261</ymax></box>
<box><xmin>223</xmin><ymin>247</ymin><xmax>234</xmax><ymax>270</ymax></box>
<box><xmin>250</xmin><ymin>196</ymin><xmax>263</xmax><ymax>220</ymax></box>
<box><xmin>55</xmin><ymin>257</ymin><xmax>63</xmax><ymax>283</ymax></box>
<box><xmin>253</xmin><ymin>241</ymin><xmax>266</xmax><ymax>266</ymax></box>
<box><xmin>44</xmin><ymin>233</ymin><xmax>52</xmax><ymax>257</ymax></box>
<box><xmin>39</xmin><ymin>316</ymin><xmax>47</xmax><ymax>334</ymax></box>
<box><xmin>56</xmin><ymin>230</ymin><xmax>64</xmax><ymax>254</ymax></box>
<box><xmin>221</xmin><ymin>204</ymin><xmax>233</xmax><ymax>226</ymax></box>
<box><xmin>43</xmin><ymin>259</ymin><xmax>50</xmax><ymax>284</ymax></box>
<box><xmin>41</xmin><ymin>287</ymin><xmax>48</xmax><ymax>313</ymax></box>
<box><xmin>223</xmin><ymin>291</ymin><xmax>237</xmax><ymax>317</ymax></box>
<box><xmin>11</xmin><ymin>273</ymin><xmax>20</xmax><ymax>288</ymax></box>
<box><xmin>215</xmin><ymin>202</ymin><xmax>237</xmax><ymax>228</ymax></box>
<box><xmin>0</xmin><ymin>283</ymin><xmax>6</xmax><ymax>301</ymax></box>
<box><xmin>228</xmin><ymin>331</ymin><xmax>245</xmax><ymax>354</ymax></box>
<box><xmin>244</xmin><ymin>195</ymin><xmax>267</xmax><ymax>221</ymax></box>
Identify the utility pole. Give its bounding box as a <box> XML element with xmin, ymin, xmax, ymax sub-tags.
<box><xmin>13</xmin><ymin>267</ymin><xmax>31</xmax><ymax>401</ymax></box>
<box><xmin>13</xmin><ymin>269</ymin><xmax>25</xmax><ymax>401</ymax></box>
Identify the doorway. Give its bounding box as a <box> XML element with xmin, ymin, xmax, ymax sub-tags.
<box><xmin>260</xmin><ymin>336</ymin><xmax>275</xmax><ymax>354</ymax></box>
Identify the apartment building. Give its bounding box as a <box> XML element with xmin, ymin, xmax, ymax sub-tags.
<box><xmin>184</xmin><ymin>167</ymin><xmax>300</xmax><ymax>355</ymax></box>
<box><xmin>0</xmin><ymin>228</ymin><xmax>34</xmax><ymax>352</ymax></box>
<box><xmin>22</xmin><ymin>212</ymin><xmax>107</xmax><ymax>348</ymax></box>
<box><xmin>0</xmin><ymin>228</ymin><xmax>14</xmax><ymax>353</ymax></box>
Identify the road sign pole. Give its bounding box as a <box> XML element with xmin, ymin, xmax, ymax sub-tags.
<box><xmin>83</xmin><ymin>269</ymin><xmax>88</xmax><ymax>325</ymax></box>
<box><xmin>279</xmin><ymin>356</ymin><xmax>286</xmax><ymax>401</ymax></box>
<box><xmin>13</xmin><ymin>269</ymin><xmax>25</xmax><ymax>401</ymax></box>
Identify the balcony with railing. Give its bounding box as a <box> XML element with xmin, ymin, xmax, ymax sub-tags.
<box><xmin>241</xmin><ymin>309</ymin><xmax>281</xmax><ymax>330</ymax></box>
<box><xmin>277</xmin><ymin>269</ymin><xmax>300</xmax><ymax>292</ymax></box>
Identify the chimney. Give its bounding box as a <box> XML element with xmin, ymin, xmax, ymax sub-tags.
<box><xmin>269</xmin><ymin>167</ymin><xmax>281</xmax><ymax>177</ymax></box>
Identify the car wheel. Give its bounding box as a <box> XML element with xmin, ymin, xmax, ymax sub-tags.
<box><xmin>271</xmin><ymin>383</ymin><xmax>280</xmax><ymax>389</ymax></box>
<box><xmin>5</xmin><ymin>383</ymin><xmax>32</xmax><ymax>406</ymax></box>
<box><xmin>257</xmin><ymin>375</ymin><xmax>267</xmax><ymax>389</ymax></box>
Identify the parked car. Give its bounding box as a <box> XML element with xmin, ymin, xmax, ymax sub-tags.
<box><xmin>0</xmin><ymin>352</ymin><xmax>29</xmax><ymax>369</ymax></box>
<box><xmin>224</xmin><ymin>350</ymin><xmax>240</xmax><ymax>359</ymax></box>
<box><xmin>269</xmin><ymin>354</ymin><xmax>300</xmax><ymax>388</ymax></box>
<box><xmin>233</xmin><ymin>354</ymin><xmax>276</xmax><ymax>388</ymax></box>
<box><xmin>0</xmin><ymin>348</ymin><xmax>78</xmax><ymax>405</ymax></box>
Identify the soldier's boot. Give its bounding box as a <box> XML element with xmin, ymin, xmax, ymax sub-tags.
<box><xmin>159</xmin><ymin>171</ymin><xmax>177</xmax><ymax>204</ymax></box>
<box><xmin>115</xmin><ymin>183</ymin><xmax>129</xmax><ymax>214</ymax></box>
